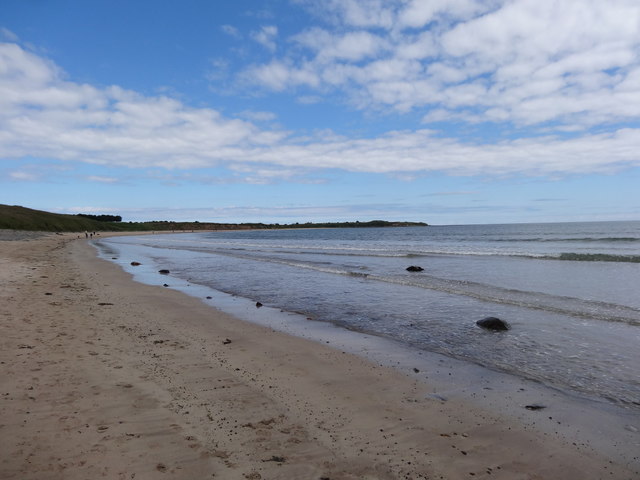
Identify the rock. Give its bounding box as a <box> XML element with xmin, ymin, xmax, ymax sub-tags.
<box><xmin>406</xmin><ymin>266</ymin><xmax>424</xmax><ymax>272</ymax></box>
<box><xmin>223</xmin><ymin>338</ymin><xmax>232</xmax><ymax>345</ymax></box>
<box><xmin>476</xmin><ymin>316</ymin><xmax>510</xmax><ymax>331</ymax></box>
<box><xmin>159</xmin><ymin>269</ymin><xmax>170</xmax><ymax>274</ymax></box>
<box><xmin>131</xmin><ymin>261</ymin><xmax>141</xmax><ymax>266</ymax></box>
<box><xmin>525</xmin><ymin>404</ymin><xmax>546</xmax><ymax>411</ymax></box>
<box><xmin>256</xmin><ymin>302</ymin><xmax>263</xmax><ymax>308</ymax></box>
<box><xmin>163</xmin><ymin>283</ymin><xmax>169</xmax><ymax>287</ymax></box>
<box><xmin>206</xmin><ymin>296</ymin><xmax>212</xmax><ymax>299</ymax></box>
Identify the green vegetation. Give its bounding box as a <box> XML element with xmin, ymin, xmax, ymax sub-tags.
<box><xmin>77</xmin><ymin>213</ymin><xmax>123</xmax><ymax>222</ymax></box>
<box><xmin>0</xmin><ymin>204</ymin><xmax>427</xmax><ymax>232</ymax></box>
<box><xmin>0</xmin><ymin>204</ymin><xmax>116</xmax><ymax>232</ymax></box>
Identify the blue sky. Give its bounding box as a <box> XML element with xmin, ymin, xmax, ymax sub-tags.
<box><xmin>1</xmin><ymin>0</ymin><xmax>640</xmax><ymax>225</ymax></box>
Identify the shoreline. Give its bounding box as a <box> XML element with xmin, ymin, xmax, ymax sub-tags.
<box><xmin>96</xmin><ymin>232</ymin><xmax>640</xmax><ymax>468</ymax></box>
<box><xmin>1</xmin><ymin>231</ymin><xmax>638</xmax><ymax>479</ymax></box>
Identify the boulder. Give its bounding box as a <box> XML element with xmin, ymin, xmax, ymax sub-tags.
<box><xmin>476</xmin><ymin>316</ymin><xmax>510</xmax><ymax>331</ymax></box>
<box><xmin>406</xmin><ymin>266</ymin><xmax>424</xmax><ymax>272</ymax></box>
<box><xmin>158</xmin><ymin>269</ymin><xmax>170</xmax><ymax>274</ymax></box>
<box><xmin>131</xmin><ymin>261</ymin><xmax>141</xmax><ymax>266</ymax></box>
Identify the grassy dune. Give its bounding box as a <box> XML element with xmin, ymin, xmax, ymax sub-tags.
<box><xmin>0</xmin><ymin>205</ymin><xmax>115</xmax><ymax>232</ymax></box>
<box><xmin>0</xmin><ymin>204</ymin><xmax>427</xmax><ymax>232</ymax></box>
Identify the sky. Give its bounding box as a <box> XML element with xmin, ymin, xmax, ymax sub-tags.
<box><xmin>1</xmin><ymin>0</ymin><xmax>640</xmax><ymax>225</ymax></box>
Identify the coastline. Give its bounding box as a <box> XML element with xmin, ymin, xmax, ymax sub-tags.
<box><xmin>1</xmin><ymin>232</ymin><xmax>637</xmax><ymax>479</ymax></box>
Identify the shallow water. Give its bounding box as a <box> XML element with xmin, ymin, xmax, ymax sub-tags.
<box><xmin>96</xmin><ymin>221</ymin><xmax>640</xmax><ymax>409</ymax></box>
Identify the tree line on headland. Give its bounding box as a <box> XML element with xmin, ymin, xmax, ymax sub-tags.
<box><xmin>0</xmin><ymin>204</ymin><xmax>427</xmax><ymax>232</ymax></box>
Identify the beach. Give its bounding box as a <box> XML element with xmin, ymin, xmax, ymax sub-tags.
<box><xmin>1</xmin><ymin>231</ymin><xmax>638</xmax><ymax>479</ymax></box>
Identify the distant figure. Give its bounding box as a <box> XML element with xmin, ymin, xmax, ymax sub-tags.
<box><xmin>85</xmin><ymin>231</ymin><xmax>88</xmax><ymax>239</ymax></box>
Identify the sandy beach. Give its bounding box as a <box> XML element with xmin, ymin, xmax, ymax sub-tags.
<box><xmin>1</xmin><ymin>231</ymin><xmax>637</xmax><ymax>479</ymax></box>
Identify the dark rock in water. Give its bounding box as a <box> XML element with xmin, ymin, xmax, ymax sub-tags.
<box><xmin>206</xmin><ymin>296</ymin><xmax>212</xmax><ymax>300</ymax></box>
<box><xmin>163</xmin><ymin>283</ymin><xmax>169</xmax><ymax>287</ymax></box>
<box><xmin>406</xmin><ymin>266</ymin><xmax>424</xmax><ymax>272</ymax></box>
<box><xmin>256</xmin><ymin>302</ymin><xmax>263</xmax><ymax>308</ymax></box>
<box><xmin>131</xmin><ymin>261</ymin><xmax>141</xmax><ymax>266</ymax></box>
<box><xmin>525</xmin><ymin>404</ymin><xmax>546</xmax><ymax>411</ymax></box>
<box><xmin>158</xmin><ymin>269</ymin><xmax>170</xmax><ymax>274</ymax></box>
<box><xmin>476</xmin><ymin>316</ymin><xmax>510</xmax><ymax>331</ymax></box>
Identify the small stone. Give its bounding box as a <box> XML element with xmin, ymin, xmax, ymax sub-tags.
<box><xmin>263</xmin><ymin>455</ymin><xmax>285</xmax><ymax>463</ymax></box>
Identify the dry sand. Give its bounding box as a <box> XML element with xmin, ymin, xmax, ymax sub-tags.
<box><xmin>1</xmin><ymin>231</ymin><xmax>637</xmax><ymax>479</ymax></box>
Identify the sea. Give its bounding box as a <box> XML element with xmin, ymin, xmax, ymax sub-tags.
<box><xmin>95</xmin><ymin>221</ymin><xmax>640</xmax><ymax>412</ymax></box>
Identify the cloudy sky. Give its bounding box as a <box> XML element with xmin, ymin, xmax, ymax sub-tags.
<box><xmin>1</xmin><ymin>0</ymin><xmax>640</xmax><ymax>225</ymax></box>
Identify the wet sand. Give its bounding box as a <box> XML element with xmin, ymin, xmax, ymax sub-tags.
<box><xmin>1</xmin><ymin>231</ymin><xmax>637</xmax><ymax>479</ymax></box>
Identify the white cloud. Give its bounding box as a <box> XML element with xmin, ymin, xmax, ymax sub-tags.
<box><xmin>304</xmin><ymin>0</ymin><xmax>396</xmax><ymax>29</ymax></box>
<box><xmin>237</xmin><ymin>110</ymin><xmax>277</xmax><ymax>122</ymax></box>
<box><xmin>221</xmin><ymin>24</ymin><xmax>241</xmax><ymax>38</ymax></box>
<box><xmin>242</xmin><ymin>0</ymin><xmax>640</xmax><ymax>129</ymax></box>
<box><xmin>244</xmin><ymin>59</ymin><xmax>319</xmax><ymax>91</ymax></box>
<box><xmin>397</xmin><ymin>0</ymin><xmax>493</xmax><ymax>29</ymax></box>
<box><xmin>2</xmin><ymin>42</ymin><xmax>640</xmax><ymax>181</ymax></box>
<box><xmin>0</xmin><ymin>43</ymin><xmax>288</xmax><ymax>169</ymax></box>
<box><xmin>294</xmin><ymin>29</ymin><xmax>387</xmax><ymax>62</ymax></box>
<box><xmin>86</xmin><ymin>175</ymin><xmax>119</xmax><ymax>183</ymax></box>
<box><xmin>251</xmin><ymin>25</ymin><xmax>278</xmax><ymax>52</ymax></box>
<box><xmin>9</xmin><ymin>170</ymin><xmax>39</xmax><ymax>181</ymax></box>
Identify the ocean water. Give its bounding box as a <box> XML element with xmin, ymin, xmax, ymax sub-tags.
<box><xmin>96</xmin><ymin>221</ymin><xmax>640</xmax><ymax>409</ymax></box>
